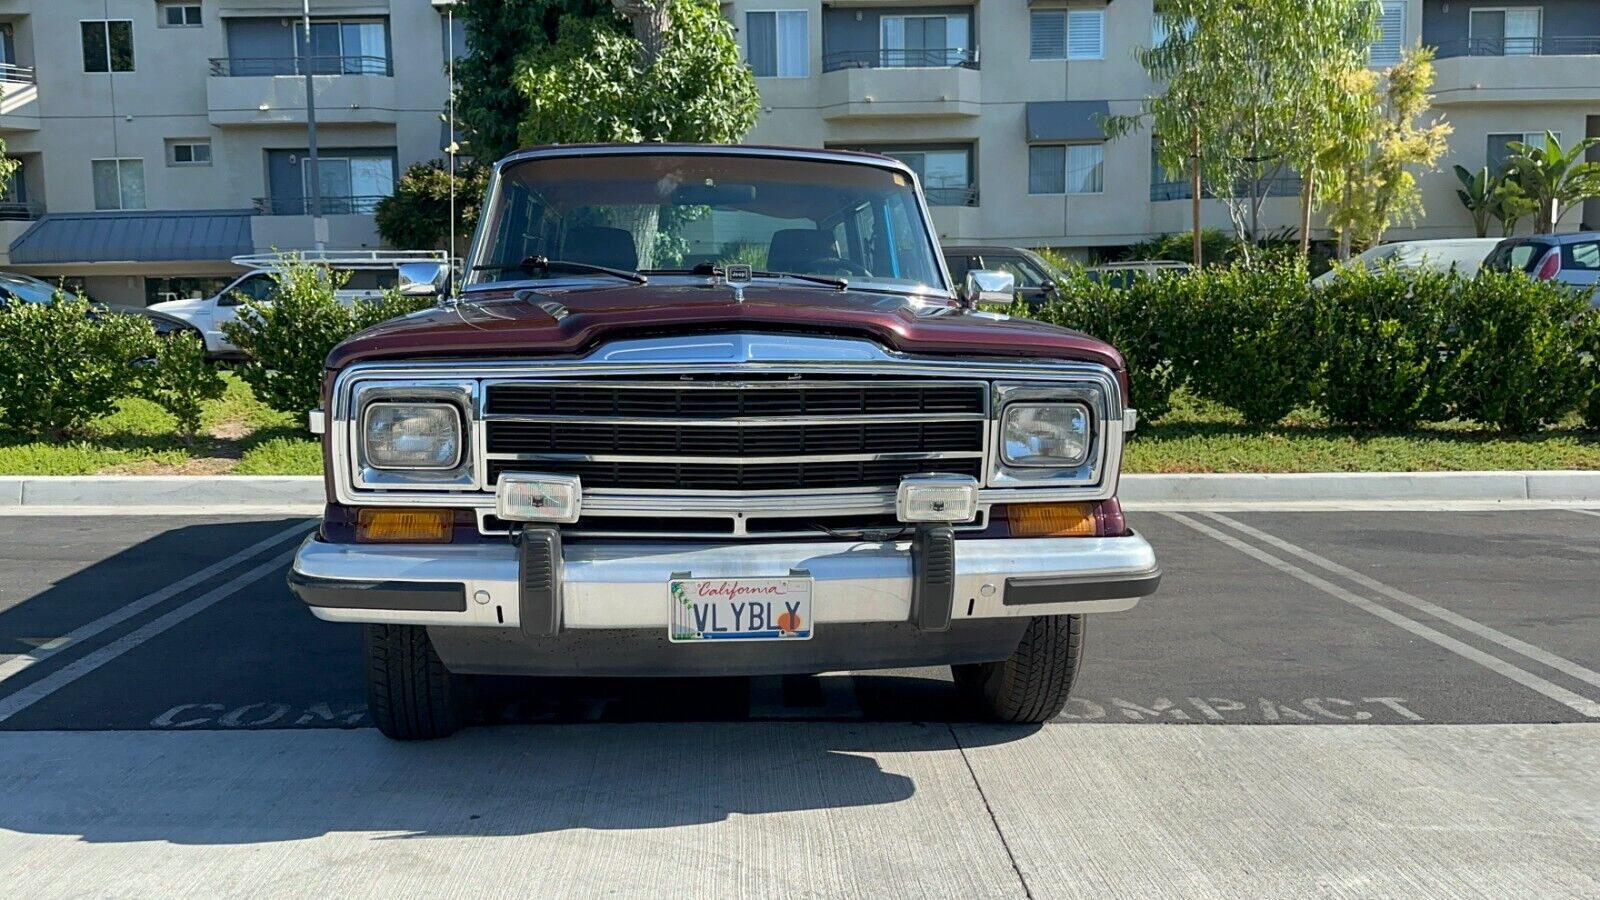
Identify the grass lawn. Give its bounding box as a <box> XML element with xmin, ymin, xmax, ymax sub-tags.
<box><xmin>0</xmin><ymin>379</ymin><xmax>1593</xmax><ymax>476</ymax></box>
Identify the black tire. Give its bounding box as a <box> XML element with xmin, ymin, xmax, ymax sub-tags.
<box><xmin>363</xmin><ymin>623</ymin><xmax>463</xmax><ymax>740</ymax></box>
<box><xmin>952</xmin><ymin>615</ymin><xmax>1085</xmax><ymax>723</ymax></box>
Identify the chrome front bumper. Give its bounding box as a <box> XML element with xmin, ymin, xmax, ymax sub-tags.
<box><xmin>289</xmin><ymin>533</ymin><xmax>1160</xmax><ymax>630</ymax></box>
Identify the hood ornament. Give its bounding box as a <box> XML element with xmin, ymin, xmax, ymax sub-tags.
<box><xmin>723</xmin><ymin>263</ymin><xmax>753</xmax><ymax>303</ymax></box>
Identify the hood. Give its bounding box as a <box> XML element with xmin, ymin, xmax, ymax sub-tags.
<box><xmin>325</xmin><ymin>282</ymin><xmax>1124</xmax><ymax>373</ymax></box>
<box><xmin>148</xmin><ymin>297</ymin><xmax>205</xmax><ymax>314</ymax></box>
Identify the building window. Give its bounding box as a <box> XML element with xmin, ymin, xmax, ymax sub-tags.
<box><xmin>301</xmin><ymin>152</ymin><xmax>396</xmax><ymax>214</ymax></box>
<box><xmin>1469</xmin><ymin>8</ymin><xmax>1542</xmax><ymax>56</ymax></box>
<box><xmin>1488</xmin><ymin>132</ymin><xmax>1559</xmax><ymax>172</ymax></box>
<box><xmin>82</xmin><ymin>20</ymin><xmax>135</xmax><ymax>73</ymax></box>
<box><xmin>1029</xmin><ymin>144</ymin><xmax>1104</xmax><ymax>195</ymax></box>
<box><xmin>298</xmin><ymin>19</ymin><xmax>390</xmax><ymax>75</ymax></box>
<box><xmin>92</xmin><ymin>159</ymin><xmax>146</xmax><ymax>210</ymax></box>
<box><xmin>880</xmin><ymin>14</ymin><xmax>970</xmax><ymax>68</ymax></box>
<box><xmin>842</xmin><ymin>146</ymin><xmax>975</xmax><ymax>205</ymax></box>
<box><xmin>747</xmin><ymin>10</ymin><xmax>808</xmax><ymax>77</ymax></box>
<box><xmin>167</xmin><ymin>139</ymin><xmax>213</xmax><ymax>167</ymax></box>
<box><xmin>159</xmin><ymin>4</ymin><xmax>203</xmax><ymax>28</ymax></box>
<box><xmin>1030</xmin><ymin>10</ymin><xmax>1103</xmax><ymax>61</ymax></box>
<box><xmin>1370</xmin><ymin>1</ymin><xmax>1406</xmax><ymax>66</ymax></box>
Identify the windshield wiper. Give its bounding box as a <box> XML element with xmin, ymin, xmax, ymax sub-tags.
<box><xmin>471</xmin><ymin>256</ymin><xmax>647</xmax><ymax>285</ymax></box>
<box><xmin>642</xmin><ymin>263</ymin><xmax>849</xmax><ymax>291</ymax></box>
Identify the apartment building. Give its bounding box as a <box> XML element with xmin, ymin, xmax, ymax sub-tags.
<box><xmin>729</xmin><ymin>0</ymin><xmax>1600</xmax><ymax>256</ymax></box>
<box><xmin>0</xmin><ymin>0</ymin><xmax>462</xmax><ymax>305</ymax></box>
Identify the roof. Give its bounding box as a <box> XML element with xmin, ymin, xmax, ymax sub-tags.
<box><xmin>496</xmin><ymin>143</ymin><xmax>915</xmax><ymax>176</ymax></box>
<box><xmin>1025</xmin><ymin>101</ymin><xmax>1112</xmax><ymax>143</ymax></box>
<box><xmin>8</xmin><ymin>209</ymin><xmax>256</xmax><ymax>265</ymax></box>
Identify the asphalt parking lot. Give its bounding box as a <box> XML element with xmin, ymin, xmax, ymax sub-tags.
<box><xmin>1</xmin><ymin>507</ymin><xmax>1598</xmax><ymax>897</ymax></box>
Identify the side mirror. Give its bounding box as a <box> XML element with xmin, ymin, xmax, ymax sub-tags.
<box><xmin>961</xmin><ymin>269</ymin><xmax>1016</xmax><ymax>308</ymax></box>
<box><xmin>397</xmin><ymin>262</ymin><xmax>448</xmax><ymax>297</ymax></box>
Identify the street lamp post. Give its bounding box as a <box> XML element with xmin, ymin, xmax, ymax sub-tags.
<box><xmin>301</xmin><ymin>0</ymin><xmax>326</xmax><ymax>252</ymax></box>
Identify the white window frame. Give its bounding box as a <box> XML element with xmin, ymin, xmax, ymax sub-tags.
<box><xmin>80</xmin><ymin>19</ymin><xmax>135</xmax><ymax>73</ymax></box>
<box><xmin>1467</xmin><ymin>7</ymin><xmax>1543</xmax><ymax>55</ymax></box>
<box><xmin>1029</xmin><ymin>10</ymin><xmax>1105</xmax><ymax>61</ymax></box>
<box><xmin>1028</xmin><ymin>143</ymin><xmax>1105</xmax><ymax>196</ymax></box>
<box><xmin>91</xmin><ymin>158</ymin><xmax>145</xmax><ymax>211</ymax></box>
<box><xmin>746</xmin><ymin>9</ymin><xmax>809</xmax><ymax>79</ymax></box>
<box><xmin>158</xmin><ymin>3</ymin><xmax>203</xmax><ymax>29</ymax></box>
<box><xmin>167</xmin><ymin>139</ymin><xmax>212</xmax><ymax>167</ymax></box>
<box><xmin>1369</xmin><ymin>1</ymin><xmax>1407</xmax><ymax>67</ymax></box>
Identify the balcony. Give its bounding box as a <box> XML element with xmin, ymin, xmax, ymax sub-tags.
<box><xmin>819</xmin><ymin>49</ymin><xmax>980</xmax><ymax>120</ymax></box>
<box><xmin>1431</xmin><ymin>37</ymin><xmax>1600</xmax><ymax>105</ymax></box>
<box><xmin>206</xmin><ymin>56</ymin><xmax>397</xmax><ymax>127</ymax></box>
<box><xmin>0</xmin><ymin>64</ymin><xmax>39</xmax><ymax>133</ymax></box>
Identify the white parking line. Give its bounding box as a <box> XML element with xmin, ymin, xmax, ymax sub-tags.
<box><xmin>0</xmin><ymin>521</ymin><xmax>313</xmax><ymax>688</ymax></box>
<box><xmin>1162</xmin><ymin>513</ymin><xmax>1600</xmax><ymax>719</ymax></box>
<box><xmin>0</xmin><ymin>549</ymin><xmax>298</xmax><ymax>723</ymax></box>
<box><xmin>1205</xmin><ymin>513</ymin><xmax>1600</xmax><ymax>692</ymax></box>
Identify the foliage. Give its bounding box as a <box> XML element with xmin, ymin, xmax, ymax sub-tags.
<box><xmin>375</xmin><ymin>160</ymin><xmax>489</xmax><ymax>253</ymax></box>
<box><xmin>1320</xmin><ymin>47</ymin><xmax>1453</xmax><ymax>255</ymax></box>
<box><xmin>1121</xmin><ymin>229</ymin><xmax>1238</xmax><ymax>267</ymax></box>
<box><xmin>221</xmin><ymin>257</ymin><xmax>436</xmax><ymax>417</ymax></box>
<box><xmin>0</xmin><ymin>294</ymin><xmax>157</xmax><ymax>438</ymax></box>
<box><xmin>454</xmin><ymin>0</ymin><xmax>613</xmax><ymax>162</ymax></box>
<box><xmin>136</xmin><ymin>332</ymin><xmax>226</xmax><ymax>443</ymax></box>
<box><xmin>1174</xmin><ymin>254</ymin><xmax>1320</xmax><ymax>426</ymax></box>
<box><xmin>1502</xmin><ymin>131</ymin><xmax>1600</xmax><ymax>234</ymax></box>
<box><xmin>1447</xmin><ymin>273</ymin><xmax>1599</xmax><ymax>432</ymax></box>
<box><xmin>513</xmin><ymin>0</ymin><xmax>758</xmax><ymax>147</ymax></box>
<box><xmin>1453</xmin><ymin>164</ymin><xmax>1536</xmax><ymax>239</ymax></box>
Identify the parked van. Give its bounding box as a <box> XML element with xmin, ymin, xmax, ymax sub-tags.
<box><xmin>148</xmin><ymin>251</ymin><xmax>451</xmax><ymax>359</ymax></box>
<box><xmin>1312</xmin><ymin>238</ymin><xmax>1501</xmax><ymax>286</ymax></box>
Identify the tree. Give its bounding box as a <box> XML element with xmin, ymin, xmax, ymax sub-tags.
<box><xmin>375</xmin><ymin>160</ymin><xmax>489</xmax><ymax>253</ymax></box>
<box><xmin>1106</xmin><ymin>0</ymin><xmax>1379</xmax><ymax>263</ymax></box>
<box><xmin>1503</xmin><ymin>131</ymin><xmax>1600</xmax><ymax>234</ymax></box>
<box><xmin>454</xmin><ymin>0</ymin><xmax>613</xmax><ymax>163</ymax></box>
<box><xmin>1454</xmin><ymin>164</ymin><xmax>1536</xmax><ymax>238</ymax></box>
<box><xmin>1320</xmin><ymin>46</ymin><xmax>1452</xmax><ymax>256</ymax></box>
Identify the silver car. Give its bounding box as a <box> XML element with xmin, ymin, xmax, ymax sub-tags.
<box><xmin>1483</xmin><ymin>233</ymin><xmax>1600</xmax><ymax>297</ymax></box>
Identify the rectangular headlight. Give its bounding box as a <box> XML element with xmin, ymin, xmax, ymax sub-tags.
<box><xmin>1001</xmin><ymin>403</ymin><xmax>1091</xmax><ymax>467</ymax></box>
<box><xmin>363</xmin><ymin>402</ymin><xmax>463</xmax><ymax>470</ymax></box>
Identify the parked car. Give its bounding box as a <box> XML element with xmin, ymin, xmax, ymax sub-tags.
<box><xmin>0</xmin><ymin>271</ymin><xmax>204</xmax><ymax>341</ymax></box>
<box><xmin>1313</xmin><ymin>238</ymin><xmax>1502</xmax><ymax>286</ymax></box>
<box><xmin>148</xmin><ymin>251</ymin><xmax>451</xmax><ymax>359</ymax></box>
<box><xmin>1085</xmin><ymin>260</ymin><xmax>1195</xmax><ymax>288</ymax></box>
<box><xmin>288</xmin><ymin>144</ymin><xmax>1161</xmax><ymax>740</ymax></box>
<box><xmin>1482</xmin><ymin>233</ymin><xmax>1600</xmax><ymax>296</ymax></box>
<box><xmin>942</xmin><ymin>245</ymin><xmax>1064</xmax><ymax>307</ymax></box>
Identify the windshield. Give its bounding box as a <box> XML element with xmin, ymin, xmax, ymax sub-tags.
<box><xmin>468</xmin><ymin>152</ymin><xmax>945</xmax><ymax>292</ymax></box>
<box><xmin>0</xmin><ymin>273</ymin><xmax>61</xmax><ymax>304</ymax></box>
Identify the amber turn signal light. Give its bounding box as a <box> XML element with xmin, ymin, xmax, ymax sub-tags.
<box><xmin>1008</xmin><ymin>502</ymin><xmax>1098</xmax><ymax>537</ymax></box>
<box><xmin>356</xmin><ymin>508</ymin><xmax>454</xmax><ymax>543</ymax></box>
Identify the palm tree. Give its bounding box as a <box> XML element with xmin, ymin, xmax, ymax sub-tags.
<box><xmin>1454</xmin><ymin>164</ymin><xmax>1537</xmax><ymax>237</ymax></box>
<box><xmin>1503</xmin><ymin>131</ymin><xmax>1600</xmax><ymax>233</ymax></box>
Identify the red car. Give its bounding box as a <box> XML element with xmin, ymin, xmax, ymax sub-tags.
<box><xmin>288</xmin><ymin>145</ymin><xmax>1160</xmax><ymax>739</ymax></box>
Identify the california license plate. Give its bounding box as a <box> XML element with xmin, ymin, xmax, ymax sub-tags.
<box><xmin>668</xmin><ymin>577</ymin><xmax>814</xmax><ymax>642</ymax></box>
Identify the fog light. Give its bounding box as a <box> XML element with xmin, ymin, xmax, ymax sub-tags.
<box><xmin>497</xmin><ymin>473</ymin><xmax>582</xmax><ymax>523</ymax></box>
<box><xmin>356</xmin><ymin>508</ymin><xmax>453</xmax><ymax>543</ymax></box>
<box><xmin>896</xmin><ymin>474</ymin><xmax>979</xmax><ymax>524</ymax></box>
<box><xmin>1008</xmin><ymin>503</ymin><xmax>1097</xmax><ymax>537</ymax></box>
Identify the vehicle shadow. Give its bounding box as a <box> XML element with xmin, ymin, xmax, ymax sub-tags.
<box><xmin>0</xmin><ymin>719</ymin><xmax>1039</xmax><ymax>844</ymax></box>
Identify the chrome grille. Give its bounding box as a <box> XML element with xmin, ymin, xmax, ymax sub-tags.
<box><xmin>480</xmin><ymin>379</ymin><xmax>988</xmax><ymax>493</ymax></box>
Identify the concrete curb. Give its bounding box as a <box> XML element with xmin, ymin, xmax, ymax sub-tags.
<box><xmin>0</xmin><ymin>471</ymin><xmax>1596</xmax><ymax>512</ymax></box>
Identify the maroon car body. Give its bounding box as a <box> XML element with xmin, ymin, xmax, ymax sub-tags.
<box><xmin>291</xmin><ymin>144</ymin><xmax>1159</xmax><ymax>741</ymax></box>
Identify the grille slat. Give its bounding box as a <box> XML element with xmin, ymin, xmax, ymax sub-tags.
<box><xmin>482</xmin><ymin>380</ymin><xmax>986</xmax><ymax>492</ymax></box>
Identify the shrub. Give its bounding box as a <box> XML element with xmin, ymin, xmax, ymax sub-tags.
<box><xmin>137</xmin><ymin>332</ymin><xmax>226</xmax><ymax>443</ymax></box>
<box><xmin>1447</xmin><ymin>273</ymin><xmax>1600</xmax><ymax>432</ymax></box>
<box><xmin>222</xmin><ymin>257</ymin><xmax>436</xmax><ymax>417</ymax></box>
<box><xmin>1176</xmin><ymin>255</ymin><xmax>1319</xmax><ymax>426</ymax></box>
<box><xmin>0</xmin><ymin>294</ymin><xmax>157</xmax><ymax>438</ymax></box>
<box><xmin>1313</xmin><ymin>266</ymin><xmax>1463</xmax><ymax>429</ymax></box>
<box><xmin>1035</xmin><ymin>269</ymin><xmax>1186</xmax><ymax>422</ymax></box>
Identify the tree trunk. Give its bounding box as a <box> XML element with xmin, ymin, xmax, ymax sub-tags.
<box><xmin>1337</xmin><ymin>170</ymin><xmax>1353</xmax><ymax>261</ymax></box>
<box><xmin>1299</xmin><ymin>170</ymin><xmax>1315</xmax><ymax>257</ymax></box>
<box><xmin>611</xmin><ymin>0</ymin><xmax>673</xmax><ymax>66</ymax></box>
<box><xmin>1190</xmin><ymin>126</ymin><xmax>1202</xmax><ymax>268</ymax></box>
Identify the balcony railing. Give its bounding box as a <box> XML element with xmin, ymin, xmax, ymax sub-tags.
<box><xmin>1151</xmin><ymin>176</ymin><xmax>1303</xmax><ymax>202</ymax></box>
<box><xmin>1433</xmin><ymin>36</ymin><xmax>1600</xmax><ymax>59</ymax></box>
<box><xmin>254</xmin><ymin>195</ymin><xmax>388</xmax><ymax>216</ymax></box>
<box><xmin>925</xmin><ymin>186</ymin><xmax>979</xmax><ymax>207</ymax></box>
<box><xmin>0</xmin><ymin>200</ymin><xmax>43</xmax><ymax>221</ymax></box>
<box><xmin>0</xmin><ymin>63</ymin><xmax>36</xmax><ymax>84</ymax></box>
<box><xmin>822</xmin><ymin>48</ymin><xmax>979</xmax><ymax>73</ymax></box>
<box><xmin>210</xmin><ymin>55</ymin><xmax>393</xmax><ymax>77</ymax></box>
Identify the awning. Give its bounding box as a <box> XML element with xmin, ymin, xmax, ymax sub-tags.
<box><xmin>9</xmin><ymin>209</ymin><xmax>255</xmax><ymax>265</ymax></box>
<box><xmin>1025</xmin><ymin>101</ymin><xmax>1111</xmax><ymax>143</ymax></box>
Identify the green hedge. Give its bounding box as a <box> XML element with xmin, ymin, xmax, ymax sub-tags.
<box><xmin>1025</xmin><ymin>257</ymin><xmax>1600</xmax><ymax>433</ymax></box>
